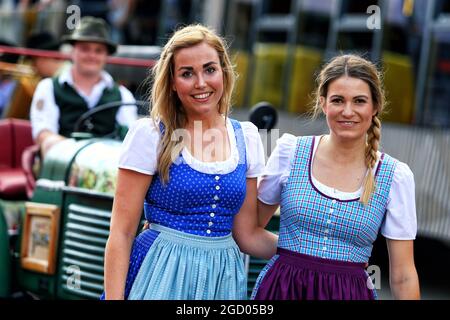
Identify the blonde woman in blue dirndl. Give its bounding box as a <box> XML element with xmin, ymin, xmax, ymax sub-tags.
<box><xmin>102</xmin><ymin>25</ymin><xmax>277</xmax><ymax>300</ymax></box>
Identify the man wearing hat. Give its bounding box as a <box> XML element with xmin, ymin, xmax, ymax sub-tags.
<box><xmin>30</xmin><ymin>16</ymin><xmax>137</xmax><ymax>157</ymax></box>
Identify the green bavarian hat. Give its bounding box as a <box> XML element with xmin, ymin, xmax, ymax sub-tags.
<box><xmin>62</xmin><ymin>16</ymin><xmax>117</xmax><ymax>54</ymax></box>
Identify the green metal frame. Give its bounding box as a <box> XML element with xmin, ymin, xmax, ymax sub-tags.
<box><xmin>15</xmin><ymin>138</ymin><xmax>96</xmax><ymax>298</ymax></box>
<box><xmin>0</xmin><ymin>203</ymin><xmax>11</xmax><ymax>297</ymax></box>
<box><xmin>55</xmin><ymin>188</ymin><xmax>114</xmax><ymax>299</ymax></box>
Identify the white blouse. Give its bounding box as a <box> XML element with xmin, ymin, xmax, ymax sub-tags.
<box><xmin>119</xmin><ymin>117</ymin><xmax>266</xmax><ymax>178</ymax></box>
<box><xmin>258</xmin><ymin>134</ymin><xmax>417</xmax><ymax>240</ymax></box>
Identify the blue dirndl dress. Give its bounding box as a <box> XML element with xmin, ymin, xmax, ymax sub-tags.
<box><xmin>109</xmin><ymin>119</ymin><xmax>248</xmax><ymax>300</ymax></box>
<box><xmin>251</xmin><ymin>136</ymin><xmax>398</xmax><ymax>300</ymax></box>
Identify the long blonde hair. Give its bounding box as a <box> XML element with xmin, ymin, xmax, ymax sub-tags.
<box><xmin>149</xmin><ymin>24</ymin><xmax>236</xmax><ymax>183</ymax></box>
<box><xmin>312</xmin><ymin>54</ymin><xmax>385</xmax><ymax>205</ymax></box>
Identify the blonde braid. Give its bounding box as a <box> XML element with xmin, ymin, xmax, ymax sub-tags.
<box><xmin>361</xmin><ymin>115</ymin><xmax>382</xmax><ymax>205</ymax></box>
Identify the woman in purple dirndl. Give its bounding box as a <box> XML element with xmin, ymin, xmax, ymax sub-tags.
<box><xmin>252</xmin><ymin>54</ymin><xmax>420</xmax><ymax>300</ymax></box>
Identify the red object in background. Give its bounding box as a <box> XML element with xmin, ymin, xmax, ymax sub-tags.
<box><xmin>0</xmin><ymin>119</ymin><xmax>34</xmax><ymax>200</ymax></box>
<box><xmin>438</xmin><ymin>60</ymin><xmax>450</xmax><ymax>74</ymax></box>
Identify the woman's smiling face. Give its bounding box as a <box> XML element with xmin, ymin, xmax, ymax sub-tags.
<box><xmin>172</xmin><ymin>41</ymin><xmax>224</xmax><ymax>119</ymax></box>
<box><xmin>321</xmin><ymin>76</ymin><xmax>378</xmax><ymax>142</ymax></box>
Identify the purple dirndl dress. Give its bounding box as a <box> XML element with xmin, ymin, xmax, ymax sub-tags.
<box><xmin>252</xmin><ymin>136</ymin><xmax>397</xmax><ymax>300</ymax></box>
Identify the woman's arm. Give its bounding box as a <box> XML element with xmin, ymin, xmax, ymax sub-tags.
<box><xmin>257</xmin><ymin>200</ymin><xmax>279</xmax><ymax>228</ymax></box>
<box><xmin>233</xmin><ymin>178</ymin><xmax>278</xmax><ymax>260</ymax></box>
<box><xmin>386</xmin><ymin>239</ymin><xmax>420</xmax><ymax>300</ymax></box>
<box><xmin>103</xmin><ymin>168</ymin><xmax>153</xmax><ymax>300</ymax></box>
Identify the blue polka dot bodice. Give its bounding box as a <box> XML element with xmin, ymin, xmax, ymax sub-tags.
<box><xmin>144</xmin><ymin>119</ymin><xmax>247</xmax><ymax>237</ymax></box>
